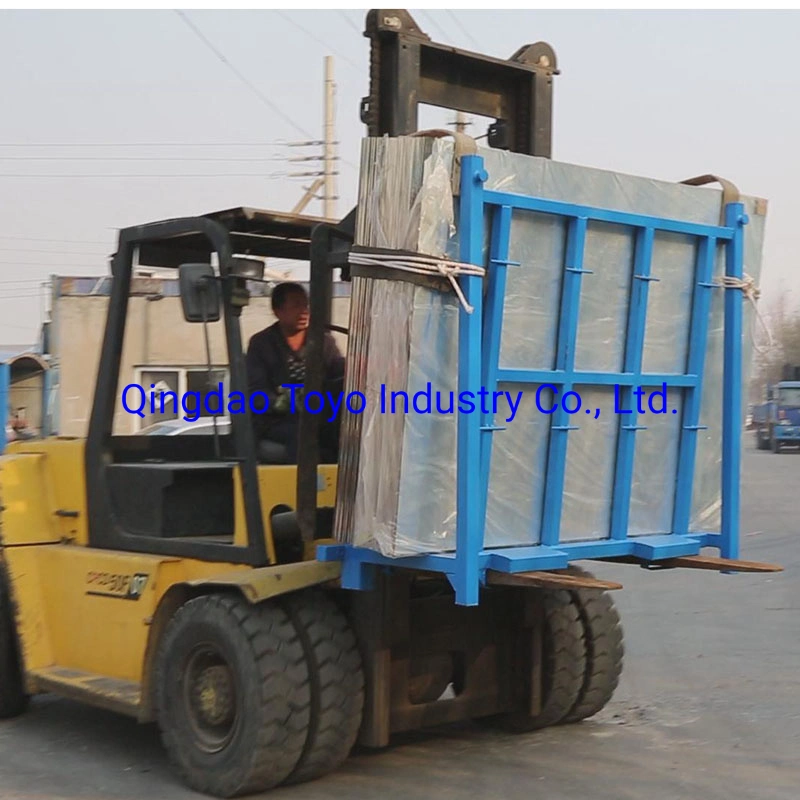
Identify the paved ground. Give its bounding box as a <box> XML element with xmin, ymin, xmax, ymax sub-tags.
<box><xmin>0</xmin><ymin>441</ymin><xmax>798</xmax><ymax>800</ymax></box>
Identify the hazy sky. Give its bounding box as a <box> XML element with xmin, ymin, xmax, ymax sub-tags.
<box><xmin>1</xmin><ymin>9</ymin><xmax>798</xmax><ymax>345</ymax></box>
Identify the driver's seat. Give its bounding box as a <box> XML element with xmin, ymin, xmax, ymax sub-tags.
<box><xmin>257</xmin><ymin>439</ymin><xmax>291</xmax><ymax>464</ymax></box>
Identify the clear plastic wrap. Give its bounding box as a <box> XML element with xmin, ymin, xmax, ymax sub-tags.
<box><xmin>334</xmin><ymin>136</ymin><xmax>767</xmax><ymax>556</ymax></box>
<box><xmin>338</xmin><ymin>136</ymin><xmax>461</xmax><ymax>555</ymax></box>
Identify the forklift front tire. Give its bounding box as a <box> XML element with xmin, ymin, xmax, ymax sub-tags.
<box><xmin>154</xmin><ymin>594</ymin><xmax>311</xmax><ymax>798</ymax></box>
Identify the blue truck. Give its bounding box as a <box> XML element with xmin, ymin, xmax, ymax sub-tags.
<box><xmin>754</xmin><ymin>376</ymin><xmax>800</xmax><ymax>452</ymax></box>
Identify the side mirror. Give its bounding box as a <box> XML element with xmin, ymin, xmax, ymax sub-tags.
<box><xmin>178</xmin><ymin>263</ymin><xmax>221</xmax><ymax>323</ymax></box>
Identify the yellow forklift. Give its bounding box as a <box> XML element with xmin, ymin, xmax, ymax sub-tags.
<box><xmin>0</xmin><ymin>10</ymin><xmax>779</xmax><ymax>799</ymax></box>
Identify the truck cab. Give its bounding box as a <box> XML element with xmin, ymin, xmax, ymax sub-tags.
<box><xmin>754</xmin><ymin>380</ymin><xmax>800</xmax><ymax>452</ymax></box>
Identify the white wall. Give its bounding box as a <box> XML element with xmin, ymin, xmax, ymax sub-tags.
<box><xmin>53</xmin><ymin>291</ymin><xmax>351</xmax><ymax>436</ymax></box>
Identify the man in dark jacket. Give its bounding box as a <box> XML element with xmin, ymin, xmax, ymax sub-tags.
<box><xmin>246</xmin><ymin>282</ymin><xmax>345</xmax><ymax>463</ymax></box>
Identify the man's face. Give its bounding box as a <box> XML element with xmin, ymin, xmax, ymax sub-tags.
<box><xmin>276</xmin><ymin>290</ymin><xmax>310</xmax><ymax>334</ymax></box>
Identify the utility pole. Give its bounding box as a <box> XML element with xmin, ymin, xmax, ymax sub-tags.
<box><xmin>454</xmin><ymin>110</ymin><xmax>470</xmax><ymax>134</ymax></box>
<box><xmin>286</xmin><ymin>57</ymin><xmax>339</xmax><ymax>220</ymax></box>
<box><xmin>323</xmin><ymin>55</ymin><xmax>337</xmax><ymax>220</ymax></box>
<box><xmin>291</xmin><ymin>177</ymin><xmax>325</xmax><ymax>215</ymax></box>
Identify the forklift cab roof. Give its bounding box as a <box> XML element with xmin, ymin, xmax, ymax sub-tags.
<box><xmin>132</xmin><ymin>207</ymin><xmax>331</xmax><ymax>269</ymax></box>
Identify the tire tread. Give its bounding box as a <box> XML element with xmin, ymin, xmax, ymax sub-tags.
<box><xmin>282</xmin><ymin>590</ymin><xmax>364</xmax><ymax>785</ymax></box>
<box><xmin>154</xmin><ymin>594</ymin><xmax>310</xmax><ymax>797</ymax></box>
<box><xmin>564</xmin><ymin>567</ymin><xmax>624</xmax><ymax>723</ymax></box>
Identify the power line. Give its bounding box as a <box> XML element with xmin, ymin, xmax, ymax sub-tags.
<box><xmin>417</xmin><ymin>10</ymin><xmax>448</xmax><ymax>41</ymax></box>
<box><xmin>174</xmin><ymin>10</ymin><xmax>314</xmax><ymax>140</ymax></box>
<box><xmin>339</xmin><ymin>11</ymin><xmax>362</xmax><ymax>36</ymax></box>
<box><xmin>0</xmin><ymin>260</ymin><xmax>103</xmax><ymax>267</ymax></box>
<box><xmin>0</xmin><ymin>142</ymin><xmax>295</xmax><ymax>147</ymax></box>
<box><xmin>0</xmin><ymin>145</ymin><xmax>357</xmax><ymax>171</ymax></box>
<box><xmin>275</xmin><ymin>11</ymin><xmax>362</xmax><ymax>73</ymax></box>
<box><xmin>0</xmin><ymin>156</ymin><xmax>288</xmax><ymax>162</ymax></box>
<box><xmin>0</xmin><ymin>172</ymin><xmax>295</xmax><ymax>178</ymax></box>
<box><xmin>0</xmin><ymin>322</ymin><xmax>40</xmax><ymax>331</ymax></box>
<box><xmin>444</xmin><ymin>10</ymin><xmax>482</xmax><ymax>50</ymax></box>
<box><xmin>0</xmin><ymin>247</ymin><xmax>109</xmax><ymax>255</ymax></box>
<box><xmin>0</xmin><ymin>235</ymin><xmax>110</xmax><ymax>245</ymax></box>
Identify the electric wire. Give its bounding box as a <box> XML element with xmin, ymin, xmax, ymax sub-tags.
<box><xmin>0</xmin><ymin>142</ymin><xmax>298</xmax><ymax>147</ymax></box>
<box><xmin>0</xmin><ymin>235</ymin><xmax>110</xmax><ymax>245</ymax></box>
<box><xmin>0</xmin><ymin>247</ymin><xmax>110</xmax><ymax>255</ymax></box>
<box><xmin>275</xmin><ymin>11</ymin><xmax>362</xmax><ymax>72</ymax></box>
<box><xmin>174</xmin><ymin>10</ymin><xmax>315</xmax><ymax>140</ymax></box>
<box><xmin>417</xmin><ymin>10</ymin><xmax>448</xmax><ymax>41</ymax></box>
<box><xmin>0</xmin><ymin>156</ymin><xmax>289</xmax><ymax>162</ymax></box>
<box><xmin>339</xmin><ymin>11</ymin><xmax>362</xmax><ymax>35</ymax></box>
<box><xmin>0</xmin><ymin>173</ymin><xmax>297</xmax><ymax>178</ymax></box>
<box><xmin>444</xmin><ymin>10</ymin><xmax>482</xmax><ymax>50</ymax></box>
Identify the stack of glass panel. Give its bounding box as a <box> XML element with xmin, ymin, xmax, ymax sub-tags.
<box><xmin>333</xmin><ymin>136</ymin><xmax>767</xmax><ymax>558</ymax></box>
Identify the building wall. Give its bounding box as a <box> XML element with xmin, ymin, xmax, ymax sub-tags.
<box><xmin>53</xmin><ymin>292</ymin><xmax>351</xmax><ymax>436</ymax></box>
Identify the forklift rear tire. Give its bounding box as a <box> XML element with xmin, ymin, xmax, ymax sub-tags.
<box><xmin>0</xmin><ymin>566</ymin><xmax>28</xmax><ymax>719</ymax></box>
<box><xmin>154</xmin><ymin>594</ymin><xmax>311</xmax><ymax>798</ymax></box>
<box><xmin>771</xmin><ymin>436</ymin><xmax>782</xmax><ymax>454</ymax></box>
<box><xmin>484</xmin><ymin>588</ymin><xmax>587</xmax><ymax>732</ymax></box>
<box><xmin>563</xmin><ymin>569</ymin><xmax>624</xmax><ymax>723</ymax></box>
<box><xmin>281</xmin><ymin>589</ymin><xmax>364</xmax><ymax>785</ymax></box>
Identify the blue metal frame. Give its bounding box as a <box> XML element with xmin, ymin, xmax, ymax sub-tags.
<box><xmin>318</xmin><ymin>154</ymin><xmax>750</xmax><ymax>605</ymax></box>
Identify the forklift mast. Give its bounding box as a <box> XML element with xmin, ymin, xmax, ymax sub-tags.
<box><xmin>360</xmin><ymin>8</ymin><xmax>558</xmax><ymax>156</ymax></box>
<box><xmin>297</xmin><ymin>9</ymin><xmax>559</xmax><ymax>541</ymax></box>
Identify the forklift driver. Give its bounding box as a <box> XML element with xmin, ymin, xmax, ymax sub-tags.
<box><xmin>246</xmin><ymin>281</ymin><xmax>345</xmax><ymax>464</ymax></box>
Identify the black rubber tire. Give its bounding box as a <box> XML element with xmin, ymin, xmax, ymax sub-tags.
<box><xmin>0</xmin><ymin>563</ymin><xmax>28</xmax><ymax>719</ymax></box>
<box><xmin>772</xmin><ymin>435</ymin><xmax>782</xmax><ymax>454</ymax></box>
<box><xmin>563</xmin><ymin>568</ymin><xmax>624</xmax><ymax>723</ymax></box>
<box><xmin>154</xmin><ymin>594</ymin><xmax>311</xmax><ymax>798</ymax></box>
<box><xmin>281</xmin><ymin>590</ymin><xmax>364</xmax><ymax>786</ymax></box>
<box><xmin>487</xmin><ymin>588</ymin><xmax>587</xmax><ymax>732</ymax></box>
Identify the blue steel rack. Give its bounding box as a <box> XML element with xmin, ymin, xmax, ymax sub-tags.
<box><xmin>318</xmin><ymin>154</ymin><xmax>750</xmax><ymax>606</ymax></box>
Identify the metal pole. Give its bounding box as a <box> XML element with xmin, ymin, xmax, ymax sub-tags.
<box><xmin>291</xmin><ymin>177</ymin><xmax>325</xmax><ymax>215</ymax></box>
<box><xmin>721</xmin><ymin>203</ymin><xmax>747</xmax><ymax>561</ymax></box>
<box><xmin>455</xmin><ymin>110</ymin><xmax>470</xmax><ymax>133</ymax></box>
<box><xmin>323</xmin><ymin>56</ymin><xmax>337</xmax><ymax>220</ymax></box>
<box><xmin>455</xmin><ymin>154</ymin><xmax>486</xmax><ymax>607</ymax></box>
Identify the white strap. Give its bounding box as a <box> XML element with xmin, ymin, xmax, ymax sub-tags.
<box><xmin>715</xmin><ymin>272</ymin><xmax>773</xmax><ymax>355</ymax></box>
<box><xmin>349</xmin><ymin>251</ymin><xmax>486</xmax><ymax>313</ymax></box>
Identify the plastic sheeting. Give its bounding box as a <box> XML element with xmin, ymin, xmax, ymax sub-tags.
<box><xmin>334</xmin><ymin>136</ymin><xmax>767</xmax><ymax>557</ymax></box>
